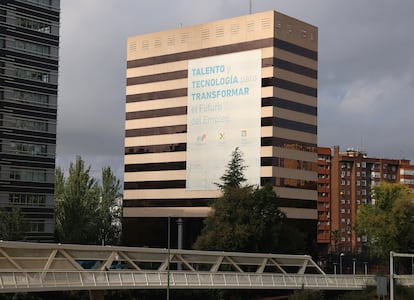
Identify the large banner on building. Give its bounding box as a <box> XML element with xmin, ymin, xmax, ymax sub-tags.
<box><xmin>186</xmin><ymin>50</ymin><xmax>261</xmax><ymax>190</ymax></box>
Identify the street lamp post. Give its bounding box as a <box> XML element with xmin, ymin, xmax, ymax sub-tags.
<box><xmin>340</xmin><ymin>253</ymin><xmax>344</xmax><ymax>274</ymax></box>
<box><xmin>352</xmin><ymin>258</ymin><xmax>356</xmax><ymax>275</ymax></box>
<box><xmin>167</xmin><ymin>216</ymin><xmax>171</xmax><ymax>300</ymax></box>
<box><xmin>363</xmin><ymin>262</ymin><xmax>368</xmax><ymax>275</ymax></box>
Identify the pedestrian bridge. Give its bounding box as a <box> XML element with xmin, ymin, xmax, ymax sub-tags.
<box><xmin>0</xmin><ymin>241</ymin><xmax>395</xmax><ymax>293</ymax></box>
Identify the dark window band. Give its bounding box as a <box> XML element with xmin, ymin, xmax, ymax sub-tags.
<box><xmin>124</xmin><ymin>138</ymin><xmax>315</xmax><ymax>155</ymax></box>
<box><xmin>127</xmin><ymin>37</ymin><xmax>317</xmax><ymax>69</ymax></box>
<box><xmin>125</xmin><ymin>97</ymin><xmax>315</xmax><ymax>120</ymax></box>
<box><xmin>127</xmin><ymin>70</ymin><xmax>188</xmax><ymax>85</ymax></box>
<box><xmin>262</xmin><ymin>97</ymin><xmax>316</xmax><ymax>115</ymax></box>
<box><xmin>123</xmin><ymin>198</ymin><xmax>210</xmax><ymax>207</ymax></box>
<box><xmin>127</xmin><ymin>57</ymin><xmax>316</xmax><ymax>87</ymax></box>
<box><xmin>126</xmin><ymin>88</ymin><xmax>187</xmax><ymax>103</ymax></box>
<box><xmin>125</xmin><ymin>125</ymin><xmax>186</xmax><ymax>137</ymax></box>
<box><xmin>261</xmin><ymin>157</ymin><xmax>317</xmax><ymax>171</ymax></box>
<box><xmin>125</xmin><ymin>161</ymin><xmax>186</xmax><ymax>172</ymax></box>
<box><xmin>262</xmin><ymin>117</ymin><xmax>317</xmax><ymax>134</ymax></box>
<box><xmin>277</xmin><ymin>198</ymin><xmax>317</xmax><ymax>209</ymax></box>
<box><xmin>262</xmin><ymin>57</ymin><xmax>317</xmax><ymax>79</ymax></box>
<box><xmin>275</xmin><ymin>38</ymin><xmax>317</xmax><ymax>60</ymax></box>
<box><xmin>126</xmin><ymin>76</ymin><xmax>316</xmax><ymax>104</ymax></box>
<box><xmin>125</xmin><ymin>143</ymin><xmax>186</xmax><ymax>155</ymax></box>
<box><xmin>261</xmin><ymin>137</ymin><xmax>316</xmax><ymax>152</ymax></box>
<box><xmin>262</xmin><ymin>77</ymin><xmax>317</xmax><ymax>97</ymax></box>
<box><xmin>126</xmin><ymin>106</ymin><xmax>187</xmax><ymax>120</ymax></box>
<box><xmin>124</xmin><ymin>180</ymin><xmax>186</xmax><ymax>190</ymax></box>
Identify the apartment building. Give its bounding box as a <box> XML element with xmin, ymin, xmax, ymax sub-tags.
<box><xmin>0</xmin><ymin>0</ymin><xmax>60</xmax><ymax>241</ymax></box>
<box><xmin>318</xmin><ymin>146</ymin><xmax>411</xmax><ymax>255</ymax></box>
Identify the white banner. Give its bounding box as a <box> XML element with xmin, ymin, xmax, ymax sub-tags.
<box><xmin>186</xmin><ymin>50</ymin><xmax>262</xmax><ymax>190</ymax></box>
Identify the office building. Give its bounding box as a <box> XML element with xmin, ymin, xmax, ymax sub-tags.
<box><xmin>0</xmin><ymin>0</ymin><xmax>60</xmax><ymax>241</ymax></box>
<box><xmin>124</xmin><ymin>11</ymin><xmax>318</xmax><ymax>248</ymax></box>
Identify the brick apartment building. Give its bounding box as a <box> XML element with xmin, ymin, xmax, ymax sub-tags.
<box><xmin>317</xmin><ymin>146</ymin><xmax>414</xmax><ymax>255</ymax></box>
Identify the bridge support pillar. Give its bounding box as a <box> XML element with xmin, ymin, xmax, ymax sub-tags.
<box><xmin>89</xmin><ymin>290</ymin><xmax>104</xmax><ymax>300</ymax></box>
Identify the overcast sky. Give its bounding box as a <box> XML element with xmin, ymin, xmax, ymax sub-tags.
<box><xmin>57</xmin><ymin>0</ymin><xmax>414</xmax><ymax>182</ymax></box>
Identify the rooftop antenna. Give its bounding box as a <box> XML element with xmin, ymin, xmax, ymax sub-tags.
<box><xmin>249</xmin><ymin>0</ymin><xmax>252</xmax><ymax>14</ymax></box>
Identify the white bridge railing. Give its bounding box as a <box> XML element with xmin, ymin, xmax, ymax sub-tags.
<box><xmin>0</xmin><ymin>241</ymin><xmax>405</xmax><ymax>293</ymax></box>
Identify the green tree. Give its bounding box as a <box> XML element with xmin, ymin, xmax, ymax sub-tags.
<box><xmin>98</xmin><ymin>166</ymin><xmax>122</xmax><ymax>245</ymax></box>
<box><xmin>55</xmin><ymin>156</ymin><xmax>122</xmax><ymax>245</ymax></box>
<box><xmin>216</xmin><ymin>147</ymin><xmax>247</xmax><ymax>189</ymax></box>
<box><xmin>0</xmin><ymin>207</ymin><xmax>28</xmax><ymax>241</ymax></box>
<box><xmin>355</xmin><ymin>183</ymin><xmax>414</xmax><ymax>261</ymax></box>
<box><xmin>55</xmin><ymin>156</ymin><xmax>100</xmax><ymax>244</ymax></box>
<box><xmin>194</xmin><ymin>149</ymin><xmax>305</xmax><ymax>253</ymax></box>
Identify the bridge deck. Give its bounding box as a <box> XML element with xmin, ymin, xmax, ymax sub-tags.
<box><xmin>0</xmin><ymin>241</ymin><xmax>405</xmax><ymax>293</ymax></box>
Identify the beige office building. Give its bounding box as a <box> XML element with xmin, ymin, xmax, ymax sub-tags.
<box><xmin>124</xmin><ymin>10</ymin><xmax>318</xmax><ymax>247</ymax></box>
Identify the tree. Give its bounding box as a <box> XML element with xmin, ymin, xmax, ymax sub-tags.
<box><xmin>97</xmin><ymin>166</ymin><xmax>122</xmax><ymax>245</ymax></box>
<box><xmin>215</xmin><ymin>147</ymin><xmax>247</xmax><ymax>189</ymax></box>
<box><xmin>0</xmin><ymin>207</ymin><xmax>28</xmax><ymax>241</ymax></box>
<box><xmin>194</xmin><ymin>149</ymin><xmax>305</xmax><ymax>253</ymax></box>
<box><xmin>355</xmin><ymin>183</ymin><xmax>414</xmax><ymax>261</ymax></box>
<box><xmin>55</xmin><ymin>156</ymin><xmax>122</xmax><ymax>245</ymax></box>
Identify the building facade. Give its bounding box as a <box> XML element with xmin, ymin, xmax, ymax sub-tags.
<box><xmin>317</xmin><ymin>147</ymin><xmax>332</xmax><ymax>254</ymax></box>
<box><xmin>124</xmin><ymin>11</ymin><xmax>318</xmax><ymax>248</ymax></box>
<box><xmin>318</xmin><ymin>146</ymin><xmax>412</xmax><ymax>255</ymax></box>
<box><xmin>0</xmin><ymin>0</ymin><xmax>60</xmax><ymax>241</ymax></box>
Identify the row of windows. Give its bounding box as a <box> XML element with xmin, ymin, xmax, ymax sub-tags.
<box><xmin>125</xmin><ymin>97</ymin><xmax>316</xmax><ymax>121</ymax></box>
<box><xmin>9</xmin><ymin>193</ymin><xmax>46</xmax><ymax>206</ymax></box>
<box><xmin>28</xmin><ymin>220</ymin><xmax>45</xmax><ymax>232</ymax></box>
<box><xmin>15</xmin><ymin>40</ymin><xmax>50</xmax><ymax>56</ymax></box>
<box><xmin>13</xmin><ymin>90</ymin><xmax>50</xmax><ymax>106</ymax></box>
<box><xmin>17</xmin><ymin>16</ymin><xmax>51</xmax><ymax>33</ymax></box>
<box><xmin>400</xmin><ymin>178</ymin><xmax>414</xmax><ymax>185</ymax></box>
<box><xmin>26</xmin><ymin>0</ymin><xmax>52</xmax><ymax>7</ymax></box>
<box><xmin>127</xmin><ymin>37</ymin><xmax>317</xmax><ymax>69</ymax></box>
<box><xmin>125</xmin><ymin>139</ymin><xmax>316</xmax><ymax>156</ymax></box>
<box><xmin>9</xmin><ymin>168</ymin><xmax>47</xmax><ymax>182</ymax></box>
<box><xmin>16</xmin><ymin>68</ymin><xmax>49</xmax><ymax>82</ymax></box>
<box><xmin>10</xmin><ymin>141</ymin><xmax>48</xmax><ymax>156</ymax></box>
<box><xmin>274</xmin><ymin>177</ymin><xmax>317</xmax><ymax>190</ymax></box>
<box><xmin>124</xmin><ymin>178</ymin><xmax>317</xmax><ymax>191</ymax></box>
<box><xmin>8</xmin><ymin>117</ymin><xmax>48</xmax><ymax>132</ymax></box>
<box><xmin>125</xmin><ymin>158</ymin><xmax>316</xmax><ymax>173</ymax></box>
<box><xmin>400</xmin><ymin>169</ymin><xmax>414</xmax><ymax>176</ymax></box>
<box><xmin>262</xmin><ymin>157</ymin><xmax>317</xmax><ymax>171</ymax></box>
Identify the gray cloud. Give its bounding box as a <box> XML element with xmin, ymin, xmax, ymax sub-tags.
<box><xmin>57</xmin><ymin>0</ymin><xmax>414</xmax><ymax>184</ymax></box>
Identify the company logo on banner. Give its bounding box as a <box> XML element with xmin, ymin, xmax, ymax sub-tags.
<box><xmin>186</xmin><ymin>50</ymin><xmax>262</xmax><ymax>190</ymax></box>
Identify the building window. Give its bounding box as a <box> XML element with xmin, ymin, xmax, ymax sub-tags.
<box><xmin>9</xmin><ymin>168</ymin><xmax>47</xmax><ymax>182</ymax></box>
<box><xmin>10</xmin><ymin>118</ymin><xmax>48</xmax><ymax>132</ymax></box>
<box><xmin>10</xmin><ymin>142</ymin><xmax>47</xmax><ymax>156</ymax></box>
<box><xmin>13</xmin><ymin>90</ymin><xmax>49</xmax><ymax>106</ymax></box>
<box><xmin>15</xmin><ymin>40</ymin><xmax>50</xmax><ymax>56</ymax></box>
<box><xmin>26</xmin><ymin>0</ymin><xmax>51</xmax><ymax>7</ymax></box>
<box><xmin>17</xmin><ymin>17</ymin><xmax>51</xmax><ymax>33</ymax></box>
<box><xmin>9</xmin><ymin>193</ymin><xmax>46</xmax><ymax>206</ymax></box>
<box><xmin>28</xmin><ymin>220</ymin><xmax>45</xmax><ymax>232</ymax></box>
<box><xmin>16</xmin><ymin>68</ymin><xmax>50</xmax><ymax>82</ymax></box>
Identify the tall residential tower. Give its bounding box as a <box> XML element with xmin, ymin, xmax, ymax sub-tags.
<box><xmin>124</xmin><ymin>11</ymin><xmax>318</xmax><ymax>248</ymax></box>
<box><xmin>0</xmin><ymin>0</ymin><xmax>60</xmax><ymax>241</ymax></box>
